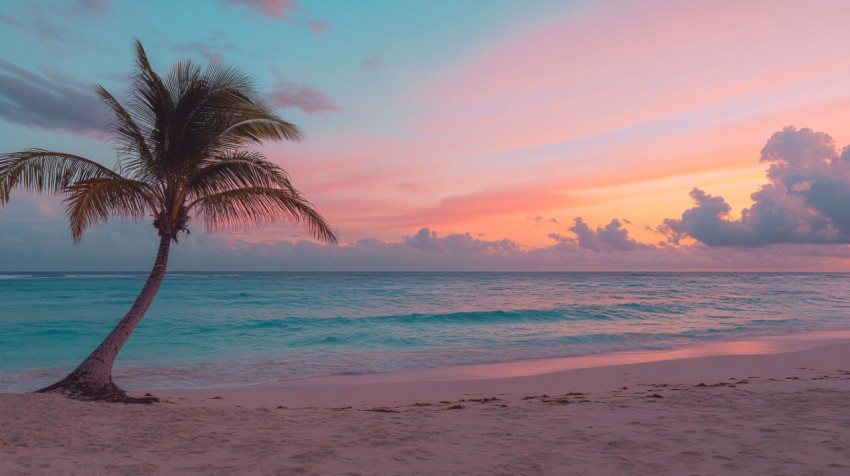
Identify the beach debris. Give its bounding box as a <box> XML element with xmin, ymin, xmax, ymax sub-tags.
<box><xmin>695</xmin><ymin>383</ymin><xmax>708</xmax><ymax>387</ymax></box>
<box><xmin>362</xmin><ymin>407</ymin><xmax>399</xmax><ymax>413</ymax></box>
<box><xmin>446</xmin><ymin>404</ymin><xmax>465</xmax><ymax>410</ymax></box>
<box><xmin>209</xmin><ymin>396</ymin><xmax>222</xmax><ymax>400</ymax></box>
<box><xmin>411</xmin><ymin>402</ymin><xmax>433</xmax><ymax>407</ymax></box>
<box><xmin>276</xmin><ymin>405</ymin><xmax>286</xmax><ymax>409</ymax></box>
<box><xmin>647</xmin><ymin>394</ymin><xmax>664</xmax><ymax>398</ymax></box>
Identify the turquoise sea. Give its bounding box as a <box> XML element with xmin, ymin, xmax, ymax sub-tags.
<box><xmin>1</xmin><ymin>272</ymin><xmax>849</xmax><ymax>392</ymax></box>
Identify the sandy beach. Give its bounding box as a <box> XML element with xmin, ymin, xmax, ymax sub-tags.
<box><xmin>3</xmin><ymin>337</ymin><xmax>850</xmax><ymax>475</ymax></box>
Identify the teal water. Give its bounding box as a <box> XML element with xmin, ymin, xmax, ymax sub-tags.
<box><xmin>1</xmin><ymin>272</ymin><xmax>849</xmax><ymax>391</ymax></box>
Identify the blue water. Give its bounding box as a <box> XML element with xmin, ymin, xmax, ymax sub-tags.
<box><xmin>2</xmin><ymin>272</ymin><xmax>849</xmax><ymax>392</ymax></box>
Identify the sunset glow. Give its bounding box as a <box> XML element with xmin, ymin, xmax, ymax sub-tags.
<box><xmin>2</xmin><ymin>0</ymin><xmax>850</xmax><ymax>270</ymax></box>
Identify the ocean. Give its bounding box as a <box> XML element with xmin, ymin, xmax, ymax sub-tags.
<box><xmin>1</xmin><ymin>272</ymin><xmax>849</xmax><ymax>392</ymax></box>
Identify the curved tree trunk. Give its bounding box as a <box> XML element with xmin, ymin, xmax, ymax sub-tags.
<box><xmin>37</xmin><ymin>233</ymin><xmax>172</xmax><ymax>403</ymax></box>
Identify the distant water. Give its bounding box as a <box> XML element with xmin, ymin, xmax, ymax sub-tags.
<box><xmin>2</xmin><ymin>272</ymin><xmax>850</xmax><ymax>392</ymax></box>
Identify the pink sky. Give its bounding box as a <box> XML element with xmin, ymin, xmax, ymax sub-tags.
<box><xmin>2</xmin><ymin>0</ymin><xmax>850</xmax><ymax>270</ymax></box>
<box><xmin>260</xmin><ymin>1</ymin><xmax>850</xmax><ymax>249</ymax></box>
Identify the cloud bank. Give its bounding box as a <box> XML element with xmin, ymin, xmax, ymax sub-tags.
<box><xmin>2</xmin><ymin>190</ymin><xmax>846</xmax><ymax>272</ymax></box>
<box><xmin>661</xmin><ymin>127</ymin><xmax>850</xmax><ymax>246</ymax></box>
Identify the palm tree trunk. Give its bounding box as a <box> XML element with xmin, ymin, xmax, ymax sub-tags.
<box><xmin>37</xmin><ymin>233</ymin><xmax>172</xmax><ymax>403</ymax></box>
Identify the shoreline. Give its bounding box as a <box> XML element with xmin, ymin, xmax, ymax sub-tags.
<box><xmin>155</xmin><ymin>329</ymin><xmax>850</xmax><ymax>407</ymax></box>
<box><xmin>4</xmin><ymin>334</ymin><xmax>850</xmax><ymax>474</ymax></box>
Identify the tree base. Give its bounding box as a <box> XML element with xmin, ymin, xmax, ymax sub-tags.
<box><xmin>36</xmin><ymin>373</ymin><xmax>158</xmax><ymax>404</ymax></box>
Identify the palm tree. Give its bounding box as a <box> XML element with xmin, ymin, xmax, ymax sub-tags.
<box><xmin>0</xmin><ymin>40</ymin><xmax>336</xmax><ymax>403</ymax></box>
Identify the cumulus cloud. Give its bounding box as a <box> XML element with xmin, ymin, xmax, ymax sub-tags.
<box><xmin>268</xmin><ymin>80</ymin><xmax>339</xmax><ymax>116</ymax></box>
<box><xmin>1</xmin><ymin>191</ymin><xmax>847</xmax><ymax>272</ymax></box>
<box><xmin>569</xmin><ymin>218</ymin><xmax>653</xmax><ymax>251</ymax></box>
<box><xmin>0</xmin><ymin>59</ymin><xmax>109</xmax><ymax>137</ymax></box>
<box><xmin>402</xmin><ymin>228</ymin><xmax>519</xmax><ymax>257</ymax></box>
<box><xmin>660</xmin><ymin>126</ymin><xmax>850</xmax><ymax>246</ymax></box>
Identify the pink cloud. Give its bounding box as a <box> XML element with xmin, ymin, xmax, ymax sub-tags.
<box><xmin>308</xmin><ymin>20</ymin><xmax>329</xmax><ymax>35</ymax></box>
<box><xmin>220</xmin><ymin>0</ymin><xmax>300</xmax><ymax>19</ymax></box>
<box><xmin>220</xmin><ymin>0</ymin><xmax>327</xmax><ymax>34</ymax></box>
<box><xmin>268</xmin><ymin>80</ymin><xmax>339</xmax><ymax>116</ymax></box>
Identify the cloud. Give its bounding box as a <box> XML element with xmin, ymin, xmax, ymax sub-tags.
<box><xmin>308</xmin><ymin>20</ymin><xmax>329</xmax><ymax>35</ymax></box>
<box><xmin>220</xmin><ymin>0</ymin><xmax>300</xmax><ymax>19</ymax></box>
<box><xmin>220</xmin><ymin>0</ymin><xmax>327</xmax><ymax>34</ymax></box>
<box><xmin>66</xmin><ymin>0</ymin><xmax>110</xmax><ymax>15</ymax></box>
<box><xmin>0</xmin><ymin>14</ymin><xmax>23</xmax><ymax>27</ymax></box>
<box><xmin>660</xmin><ymin>126</ymin><xmax>850</xmax><ymax>246</ymax></box>
<box><xmin>0</xmin><ymin>59</ymin><xmax>109</xmax><ymax>137</ymax></box>
<box><xmin>569</xmin><ymin>218</ymin><xmax>653</xmax><ymax>251</ymax></box>
<box><xmin>360</xmin><ymin>55</ymin><xmax>381</xmax><ymax>71</ymax></box>
<box><xmin>527</xmin><ymin>215</ymin><xmax>560</xmax><ymax>227</ymax></box>
<box><xmin>1</xmin><ymin>191</ymin><xmax>847</xmax><ymax>272</ymax></box>
<box><xmin>268</xmin><ymin>80</ymin><xmax>339</xmax><ymax>115</ymax></box>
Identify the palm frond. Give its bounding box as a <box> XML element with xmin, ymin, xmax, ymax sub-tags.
<box><xmin>130</xmin><ymin>39</ymin><xmax>174</xmax><ymax>167</ymax></box>
<box><xmin>2</xmin><ymin>39</ymin><xmax>333</xmax><ymax>246</ymax></box>
<box><xmin>222</xmin><ymin>110</ymin><xmax>304</xmax><ymax>144</ymax></box>
<box><xmin>178</xmin><ymin>79</ymin><xmax>302</xmax><ymax>166</ymax></box>
<box><xmin>188</xmin><ymin>187</ymin><xmax>337</xmax><ymax>244</ymax></box>
<box><xmin>64</xmin><ymin>178</ymin><xmax>159</xmax><ymax>242</ymax></box>
<box><xmin>95</xmin><ymin>86</ymin><xmax>156</xmax><ymax>180</ymax></box>
<box><xmin>0</xmin><ymin>150</ymin><xmax>122</xmax><ymax>205</ymax></box>
<box><xmin>183</xmin><ymin>151</ymin><xmax>293</xmax><ymax>199</ymax></box>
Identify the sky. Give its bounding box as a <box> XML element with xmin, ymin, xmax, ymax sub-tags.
<box><xmin>2</xmin><ymin>0</ymin><xmax>850</xmax><ymax>271</ymax></box>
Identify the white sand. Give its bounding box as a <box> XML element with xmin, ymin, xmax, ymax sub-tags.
<box><xmin>3</xmin><ymin>340</ymin><xmax>850</xmax><ymax>475</ymax></box>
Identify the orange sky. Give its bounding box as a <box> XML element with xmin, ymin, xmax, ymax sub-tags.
<box><xmin>3</xmin><ymin>0</ymin><xmax>850</xmax><ymax>270</ymax></box>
